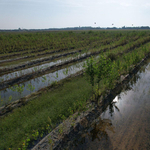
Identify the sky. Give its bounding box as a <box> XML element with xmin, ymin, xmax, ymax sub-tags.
<box><xmin>0</xmin><ymin>0</ymin><xmax>150</xmax><ymax>29</ymax></box>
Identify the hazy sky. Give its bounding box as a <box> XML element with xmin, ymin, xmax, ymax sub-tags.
<box><xmin>0</xmin><ymin>0</ymin><xmax>150</xmax><ymax>29</ymax></box>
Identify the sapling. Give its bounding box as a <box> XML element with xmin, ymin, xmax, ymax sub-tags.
<box><xmin>63</xmin><ymin>68</ymin><xmax>69</xmax><ymax>76</ymax></box>
<box><xmin>15</xmin><ymin>72</ymin><xmax>18</xmax><ymax>78</ymax></box>
<box><xmin>17</xmin><ymin>85</ymin><xmax>24</xmax><ymax>98</ymax></box>
<box><xmin>41</xmin><ymin>76</ymin><xmax>47</xmax><ymax>82</ymax></box>
<box><xmin>34</xmin><ymin>67</ymin><xmax>38</xmax><ymax>72</ymax></box>
<box><xmin>56</xmin><ymin>72</ymin><xmax>58</xmax><ymax>79</ymax></box>
<box><xmin>48</xmin><ymin>78</ymin><xmax>51</xmax><ymax>86</ymax></box>
<box><xmin>27</xmin><ymin>83</ymin><xmax>35</xmax><ymax>94</ymax></box>
<box><xmin>65</xmin><ymin>68</ymin><xmax>69</xmax><ymax>75</ymax></box>
<box><xmin>96</xmin><ymin>55</ymin><xmax>111</xmax><ymax>88</ymax></box>
<box><xmin>10</xmin><ymin>85</ymin><xmax>17</xmax><ymax>92</ymax></box>
<box><xmin>85</xmin><ymin>56</ymin><xmax>96</xmax><ymax>88</ymax></box>
<box><xmin>48</xmin><ymin>116</ymin><xmax>53</xmax><ymax>128</ymax></box>
<box><xmin>8</xmin><ymin>95</ymin><xmax>12</xmax><ymax>103</ymax></box>
<box><xmin>11</xmin><ymin>84</ymin><xmax>24</xmax><ymax>98</ymax></box>
<box><xmin>68</xmin><ymin>107</ymin><xmax>73</xmax><ymax>115</ymax></box>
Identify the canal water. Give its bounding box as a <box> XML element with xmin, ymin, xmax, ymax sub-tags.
<box><xmin>66</xmin><ymin>59</ymin><xmax>150</xmax><ymax>150</ymax></box>
<box><xmin>0</xmin><ymin>52</ymin><xmax>87</xmax><ymax>81</ymax></box>
<box><xmin>0</xmin><ymin>55</ymin><xmax>99</xmax><ymax>106</ymax></box>
<box><xmin>0</xmin><ymin>61</ymin><xmax>84</xmax><ymax>105</ymax></box>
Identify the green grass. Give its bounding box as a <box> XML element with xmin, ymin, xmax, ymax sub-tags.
<box><xmin>0</xmin><ymin>76</ymin><xmax>92</xmax><ymax>149</ymax></box>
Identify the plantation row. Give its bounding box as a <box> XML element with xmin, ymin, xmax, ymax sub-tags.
<box><xmin>0</xmin><ymin>30</ymin><xmax>150</xmax><ymax>150</ymax></box>
<box><xmin>0</xmin><ymin>30</ymin><xmax>147</xmax><ymax>55</ymax></box>
<box><xmin>0</xmin><ymin>35</ymin><xmax>118</xmax><ymax>60</ymax></box>
<box><xmin>0</xmin><ymin>36</ymin><xmax>149</xmax><ymax>104</ymax></box>
<box><xmin>0</xmin><ymin>31</ymin><xmax>149</xmax><ymax>107</ymax></box>
<box><xmin>0</xmin><ymin>32</ymin><xmax>150</xmax><ymax>107</ymax></box>
<box><xmin>0</xmin><ymin>35</ymin><xmax>149</xmax><ymax>85</ymax></box>
<box><xmin>0</xmin><ymin>31</ymin><xmax>119</xmax><ymax>54</ymax></box>
<box><xmin>0</xmin><ymin>32</ymin><xmax>140</xmax><ymax>68</ymax></box>
<box><xmin>0</xmin><ymin>33</ymin><xmax>146</xmax><ymax>76</ymax></box>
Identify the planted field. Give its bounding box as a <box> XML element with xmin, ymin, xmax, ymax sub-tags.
<box><xmin>0</xmin><ymin>30</ymin><xmax>150</xmax><ymax>149</ymax></box>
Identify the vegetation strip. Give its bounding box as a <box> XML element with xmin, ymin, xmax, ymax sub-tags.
<box><xmin>0</xmin><ymin>36</ymin><xmax>149</xmax><ymax>112</ymax></box>
<box><xmin>0</xmin><ymin>37</ymin><xmax>120</xmax><ymax>74</ymax></box>
<box><xmin>0</xmin><ymin>56</ymin><xmax>28</xmax><ymax>63</ymax></box>
<box><xmin>0</xmin><ymin>36</ymin><xmax>149</xmax><ymax>90</ymax></box>
<box><xmin>0</xmin><ymin>31</ymin><xmax>124</xmax><ymax>54</ymax></box>
<box><xmin>0</xmin><ymin>73</ymin><xmax>93</xmax><ymax>149</ymax></box>
<box><xmin>0</xmin><ymin>35</ymin><xmax>142</xmax><ymax>74</ymax></box>
<box><xmin>0</xmin><ymin>40</ymin><xmax>129</xmax><ymax>90</ymax></box>
<box><xmin>0</xmin><ymin>47</ymin><xmax>77</xmax><ymax>63</ymax></box>
<box><xmin>0</xmin><ymin>47</ymin><xmax>72</xmax><ymax>59</ymax></box>
<box><xmin>0</xmin><ymin>34</ymin><xmax>139</xmax><ymax>62</ymax></box>
<box><xmin>0</xmin><ymin>49</ymin><xmax>83</xmax><ymax>75</ymax></box>
<box><xmin>0</xmin><ymin>70</ymin><xmax>84</xmax><ymax>117</ymax></box>
<box><xmin>0</xmin><ymin>37</ymin><xmax>115</xmax><ymax>60</ymax></box>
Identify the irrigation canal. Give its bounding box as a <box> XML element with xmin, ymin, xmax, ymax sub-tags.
<box><xmin>0</xmin><ymin>53</ymin><xmax>87</xmax><ymax>81</ymax></box>
<box><xmin>63</xmin><ymin>58</ymin><xmax>150</xmax><ymax>150</ymax></box>
<box><xmin>0</xmin><ymin>60</ymin><xmax>86</xmax><ymax>105</ymax></box>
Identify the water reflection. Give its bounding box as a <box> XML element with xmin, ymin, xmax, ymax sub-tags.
<box><xmin>0</xmin><ymin>61</ymin><xmax>85</xmax><ymax>106</ymax></box>
<box><xmin>0</xmin><ymin>55</ymin><xmax>100</xmax><ymax>106</ymax></box>
<box><xmin>108</xmin><ymin>101</ymin><xmax>120</xmax><ymax>117</ymax></box>
<box><xmin>0</xmin><ymin>53</ymin><xmax>87</xmax><ymax>81</ymax></box>
<box><xmin>70</xmin><ymin>117</ymin><xmax>115</xmax><ymax>150</ymax></box>
<box><xmin>64</xmin><ymin>59</ymin><xmax>150</xmax><ymax>150</ymax></box>
<box><xmin>129</xmin><ymin>73</ymin><xmax>141</xmax><ymax>87</ymax></box>
<box><xmin>89</xmin><ymin>118</ymin><xmax>115</xmax><ymax>141</ymax></box>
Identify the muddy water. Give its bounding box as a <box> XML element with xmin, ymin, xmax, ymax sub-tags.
<box><xmin>67</xmin><ymin>60</ymin><xmax>150</xmax><ymax>150</ymax></box>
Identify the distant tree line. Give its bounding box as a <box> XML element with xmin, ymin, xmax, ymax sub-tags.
<box><xmin>0</xmin><ymin>26</ymin><xmax>150</xmax><ymax>32</ymax></box>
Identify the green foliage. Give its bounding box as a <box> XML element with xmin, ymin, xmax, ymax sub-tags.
<box><xmin>2</xmin><ymin>30</ymin><xmax>147</xmax><ymax>54</ymax></box>
<box><xmin>96</xmin><ymin>55</ymin><xmax>112</xmax><ymax>85</ymax></box>
<box><xmin>86</xmin><ymin>57</ymin><xmax>97</xmax><ymax>86</ymax></box>
<box><xmin>8</xmin><ymin>95</ymin><xmax>12</xmax><ymax>102</ymax></box>
<box><xmin>26</xmin><ymin>83</ymin><xmax>35</xmax><ymax>93</ymax></box>
<box><xmin>85</xmin><ymin>55</ymin><xmax>112</xmax><ymax>88</ymax></box>
<box><xmin>0</xmin><ymin>76</ymin><xmax>92</xmax><ymax>149</ymax></box>
<box><xmin>63</xmin><ymin>67</ymin><xmax>69</xmax><ymax>75</ymax></box>
<box><xmin>107</xmin><ymin>53</ymin><xmax>117</xmax><ymax>61</ymax></box>
<box><xmin>10</xmin><ymin>84</ymin><xmax>24</xmax><ymax>95</ymax></box>
<box><xmin>51</xmin><ymin>81</ymin><xmax>58</xmax><ymax>87</ymax></box>
<box><xmin>88</xmin><ymin>30</ymin><xmax>94</xmax><ymax>34</ymax></box>
<box><xmin>41</xmin><ymin>76</ymin><xmax>47</xmax><ymax>82</ymax></box>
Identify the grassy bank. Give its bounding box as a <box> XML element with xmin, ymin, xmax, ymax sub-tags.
<box><xmin>0</xmin><ymin>75</ymin><xmax>92</xmax><ymax>149</ymax></box>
